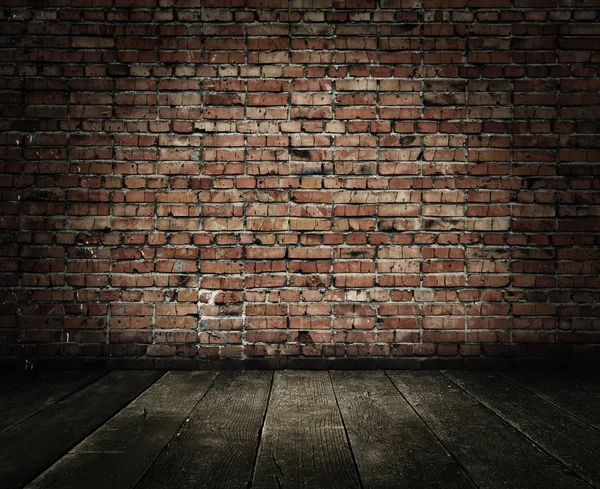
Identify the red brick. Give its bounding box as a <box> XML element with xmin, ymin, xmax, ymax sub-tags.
<box><xmin>2</xmin><ymin>2</ymin><xmax>599</xmax><ymax>364</ymax></box>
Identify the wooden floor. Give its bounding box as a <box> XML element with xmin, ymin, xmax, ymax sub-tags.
<box><xmin>1</xmin><ymin>369</ymin><xmax>599</xmax><ymax>489</ymax></box>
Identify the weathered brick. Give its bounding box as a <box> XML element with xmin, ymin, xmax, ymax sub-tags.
<box><xmin>0</xmin><ymin>2</ymin><xmax>598</xmax><ymax>364</ymax></box>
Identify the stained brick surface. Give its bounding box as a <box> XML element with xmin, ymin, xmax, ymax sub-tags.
<box><xmin>0</xmin><ymin>0</ymin><xmax>599</xmax><ymax>364</ymax></box>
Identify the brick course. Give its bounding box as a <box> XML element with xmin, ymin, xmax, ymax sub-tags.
<box><xmin>0</xmin><ymin>0</ymin><xmax>599</xmax><ymax>366</ymax></box>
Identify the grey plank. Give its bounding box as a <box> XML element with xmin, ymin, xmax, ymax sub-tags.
<box><xmin>0</xmin><ymin>370</ymin><xmax>162</xmax><ymax>489</ymax></box>
<box><xmin>0</xmin><ymin>370</ymin><xmax>107</xmax><ymax>434</ymax></box>
<box><xmin>331</xmin><ymin>371</ymin><xmax>474</xmax><ymax>489</ymax></box>
<box><xmin>0</xmin><ymin>371</ymin><xmax>47</xmax><ymax>395</ymax></box>
<box><xmin>499</xmin><ymin>369</ymin><xmax>600</xmax><ymax>429</ymax></box>
<box><xmin>135</xmin><ymin>371</ymin><xmax>272</xmax><ymax>489</ymax></box>
<box><xmin>446</xmin><ymin>370</ymin><xmax>600</xmax><ymax>488</ymax></box>
<box><xmin>25</xmin><ymin>371</ymin><xmax>217</xmax><ymax>489</ymax></box>
<box><xmin>388</xmin><ymin>371</ymin><xmax>590</xmax><ymax>489</ymax></box>
<box><xmin>252</xmin><ymin>370</ymin><xmax>361</xmax><ymax>489</ymax></box>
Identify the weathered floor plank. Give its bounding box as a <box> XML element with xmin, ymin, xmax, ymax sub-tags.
<box><xmin>0</xmin><ymin>370</ymin><xmax>162</xmax><ymax>489</ymax></box>
<box><xmin>252</xmin><ymin>370</ymin><xmax>362</xmax><ymax>489</ymax></box>
<box><xmin>0</xmin><ymin>370</ymin><xmax>107</xmax><ymax>434</ymax></box>
<box><xmin>135</xmin><ymin>371</ymin><xmax>272</xmax><ymax>489</ymax></box>
<box><xmin>0</xmin><ymin>370</ymin><xmax>46</xmax><ymax>396</ymax></box>
<box><xmin>446</xmin><ymin>370</ymin><xmax>600</xmax><ymax>488</ymax></box>
<box><xmin>388</xmin><ymin>371</ymin><xmax>590</xmax><ymax>489</ymax></box>
<box><xmin>567</xmin><ymin>369</ymin><xmax>600</xmax><ymax>387</ymax></box>
<box><xmin>331</xmin><ymin>371</ymin><xmax>475</xmax><ymax>489</ymax></box>
<box><xmin>499</xmin><ymin>369</ymin><xmax>600</xmax><ymax>429</ymax></box>
<box><xmin>25</xmin><ymin>371</ymin><xmax>217</xmax><ymax>489</ymax></box>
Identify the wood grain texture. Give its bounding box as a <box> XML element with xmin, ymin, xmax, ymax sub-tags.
<box><xmin>135</xmin><ymin>370</ymin><xmax>272</xmax><ymax>489</ymax></box>
<box><xmin>499</xmin><ymin>370</ymin><xmax>600</xmax><ymax>429</ymax></box>
<box><xmin>0</xmin><ymin>371</ymin><xmax>46</xmax><ymax>396</ymax></box>
<box><xmin>567</xmin><ymin>370</ymin><xmax>600</xmax><ymax>387</ymax></box>
<box><xmin>252</xmin><ymin>370</ymin><xmax>361</xmax><ymax>489</ymax></box>
<box><xmin>0</xmin><ymin>370</ymin><xmax>162</xmax><ymax>489</ymax></box>
<box><xmin>388</xmin><ymin>371</ymin><xmax>590</xmax><ymax>489</ymax></box>
<box><xmin>0</xmin><ymin>370</ymin><xmax>106</xmax><ymax>434</ymax></box>
<box><xmin>25</xmin><ymin>371</ymin><xmax>217</xmax><ymax>489</ymax></box>
<box><xmin>331</xmin><ymin>370</ymin><xmax>475</xmax><ymax>489</ymax></box>
<box><xmin>446</xmin><ymin>370</ymin><xmax>600</xmax><ymax>488</ymax></box>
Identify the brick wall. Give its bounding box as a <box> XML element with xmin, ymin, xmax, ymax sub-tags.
<box><xmin>1</xmin><ymin>0</ymin><xmax>599</xmax><ymax>367</ymax></box>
